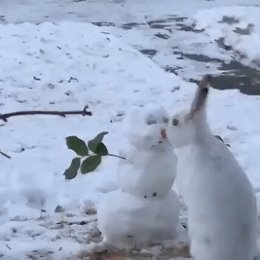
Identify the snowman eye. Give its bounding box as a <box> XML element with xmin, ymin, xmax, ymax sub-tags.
<box><xmin>146</xmin><ymin>119</ymin><xmax>157</xmax><ymax>125</ymax></box>
<box><xmin>162</xmin><ymin>117</ymin><xmax>169</xmax><ymax>123</ymax></box>
<box><xmin>172</xmin><ymin>118</ymin><xmax>179</xmax><ymax>126</ymax></box>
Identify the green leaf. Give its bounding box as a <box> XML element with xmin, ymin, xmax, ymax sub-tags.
<box><xmin>66</xmin><ymin>136</ymin><xmax>88</xmax><ymax>156</ymax></box>
<box><xmin>88</xmin><ymin>132</ymin><xmax>108</xmax><ymax>153</ymax></box>
<box><xmin>95</xmin><ymin>142</ymin><xmax>108</xmax><ymax>156</ymax></box>
<box><xmin>80</xmin><ymin>155</ymin><xmax>102</xmax><ymax>174</ymax></box>
<box><xmin>64</xmin><ymin>157</ymin><xmax>81</xmax><ymax>180</ymax></box>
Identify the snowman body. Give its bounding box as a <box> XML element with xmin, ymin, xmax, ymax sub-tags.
<box><xmin>118</xmin><ymin>140</ymin><xmax>177</xmax><ymax>199</ymax></box>
<box><xmin>97</xmin><ymin>189</ymin><xmax>181</xmax><ymax>249</ymax></box>
<box><xmin>97</xmin><ymin>106</ymin><xmax>183</xmax><ymax>249</ymax></box>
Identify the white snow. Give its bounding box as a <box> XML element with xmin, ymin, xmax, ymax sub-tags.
<box><xmin>97</xmin><ymin>189</ymin><xmax>182</xmax><ymax>249</ymax></box>
<box><xmin>192</xmin><ymin>6</ymin><xmax>260</xmax><ymax>67</ymax></box>
<box><xmin>0</xmin><ymin>20</ymin><xmax>189</xmax><ymax>259</ymax></box>
<box><xmin>0</xmin><ymin>0</ymin><xmax>259</xmax><ymax>259</ymax></box>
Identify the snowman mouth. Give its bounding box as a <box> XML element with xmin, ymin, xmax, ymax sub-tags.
<box><xmin>161</xmin><ymin>128</ymin><xmax>167</xmax><ymax>139</ymax></box>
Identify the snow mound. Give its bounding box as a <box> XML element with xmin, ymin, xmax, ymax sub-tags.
<box><xmin>192</xmin><ymin>6</ymin><xmax>260</xmax><ymax>67</ymax></box>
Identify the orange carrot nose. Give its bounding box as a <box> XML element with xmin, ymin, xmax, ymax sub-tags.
<box><xmin>161</xmin><ymin>128</ymin><xmax>167</xmax><ymax>139</ymax></box>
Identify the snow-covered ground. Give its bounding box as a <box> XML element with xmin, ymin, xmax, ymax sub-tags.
<box><xmin>193</xmin><ymin>6</ymin><xmax>260</xmax><ymax>68</ymax></box>
<box><xmin>0</xmin><ymin>0</ymin><xmax>260</xmax><ymax>259</ymax></box>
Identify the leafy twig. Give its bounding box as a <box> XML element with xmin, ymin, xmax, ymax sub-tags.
<box><xmin>0</xmin><ymin>106</ymin><xmax>92</xmax><ymax>122</ymax></box>
<box><xmin>64</xmin><ymin>132</ymin><xmax>127</xmax><ymax>179</ymax></box>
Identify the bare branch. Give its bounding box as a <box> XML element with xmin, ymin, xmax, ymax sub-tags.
<box><xmin>0</xmin><ymin>150</ymin><xmax>11</xmax><ymax>159</ymax></box>
<box><xmin>0</xmin><ymin>106</ymin><xmax>92</xmax><ymax>122</ymax></box>
<box><xmin>106</xmin><ymin>153</ymin><xmax>126</xmax><ymax>160</ymax></box>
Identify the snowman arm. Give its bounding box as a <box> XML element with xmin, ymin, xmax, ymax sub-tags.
<box><xmin>118</xmin><ymin>148</ymin><xmax>130</xmax><ymax>160</ymax></box>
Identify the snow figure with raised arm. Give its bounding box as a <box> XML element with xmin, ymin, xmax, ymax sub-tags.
<box><xmin>166</xmin><ymin>75</ymin><xmax>257</xmax><ymax>260</ymax></box>
<box><xmin>117</xmin><ymin>105</ymin><xmax>177</xmax><ymax>199</ymax></box>
<box><xmin>96</xmin><ymin>105</ymin><xmax>185</xmax><ymax>250</ymax></box>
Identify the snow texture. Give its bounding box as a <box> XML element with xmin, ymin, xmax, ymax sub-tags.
<box><xmin>192</xmin><ymin>6</ymin><xmax>260</xmax><ymax>67</ymax></box>
<box><xmin>0</xmin><ymin>0</ymin><xmax>260</xmax><ymax>259</ymax></box>
<box><xmin>97</xmin><ymin>189</ymin><xmax>182</xmax><ymax>249</ymax></box>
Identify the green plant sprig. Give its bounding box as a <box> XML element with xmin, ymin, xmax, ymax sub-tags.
<box><xmin>64</xmin><ymin>132</ymin><xmax>125</xmax><ymax>180</ymax></box>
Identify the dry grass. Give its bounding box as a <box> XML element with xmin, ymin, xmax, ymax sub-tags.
<box><xmin>78</xmin><ymin>242</ymin><xmax>190</xmax><ymax>260</ymax></box>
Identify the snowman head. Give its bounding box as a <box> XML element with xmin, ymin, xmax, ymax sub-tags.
<box><xmin>126</xmin><ymin>105</ymin><xmax>169</xmax><ymax>149</ymax></box>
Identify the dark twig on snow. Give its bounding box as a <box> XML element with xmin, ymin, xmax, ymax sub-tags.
<box><xmin>107</xmin><ymin>153</ymin><xmax>126</xmax><ymax>160</ymax></box>
<box><xmin>0</xmin><ymin>150</ymin><xmax>11</xmax><ymax>159</ymax></box>
<box><xmin>0</xmin><ymin>106</ymin><xmax>91</xmax><ymax>159</ymax></box>
<box><xmin>0</xmin><ymin>106</ymin><xmax>92</xmax><ymax>122</ymax></box>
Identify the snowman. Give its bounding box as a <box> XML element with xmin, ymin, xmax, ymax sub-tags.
<box><xmin>96</xmin><ymin>106</ymin><xmax>185</xmax><ymax>250</ymax></box>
